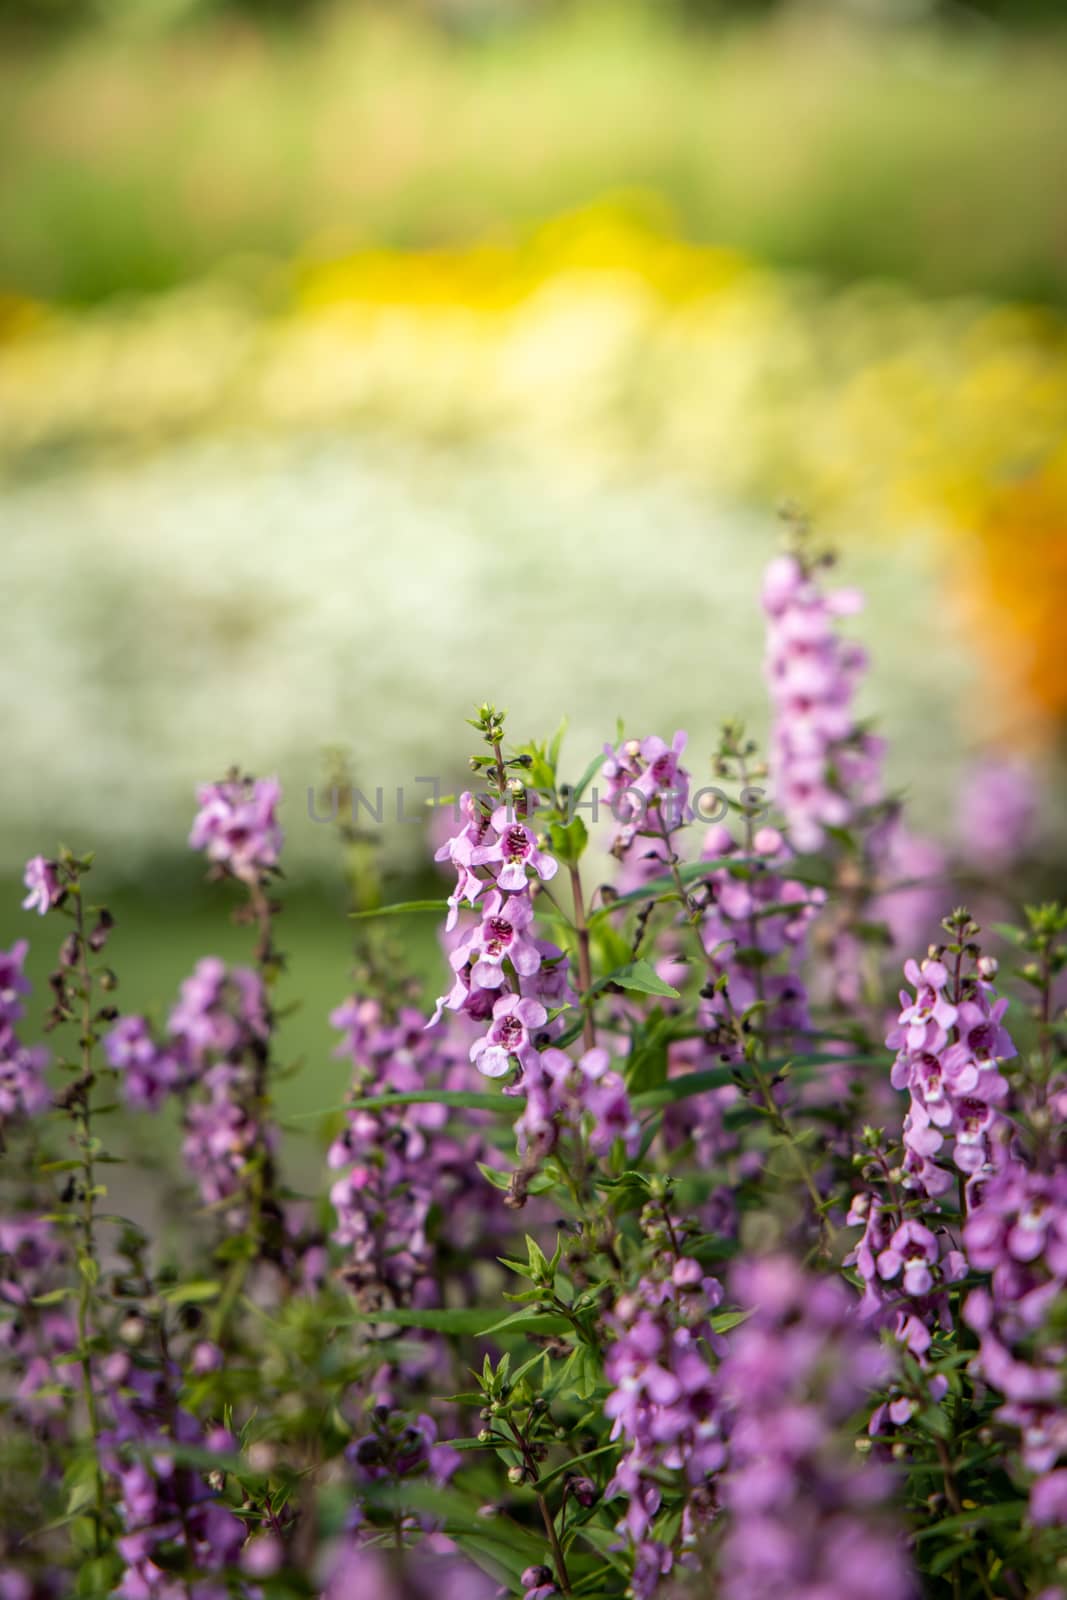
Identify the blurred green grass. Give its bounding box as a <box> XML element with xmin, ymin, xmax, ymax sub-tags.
<box><xmin>2</xmin><ymin>5</ymin><xmax>1067</xmax><ymax>305</ymax></box>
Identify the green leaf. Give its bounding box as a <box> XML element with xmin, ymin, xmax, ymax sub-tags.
<box><xmin>549</xmin><ymin>816</ymin><xmax>589</xmax><ymax>865</ymax></box>
<box><xmin>289</xmin><ymin>1089</ymin><xmax>507</xmax><ymax>1122</ymax></box>
<box><xmin>349</xmin><ymin>900</ymin><xmax>447</xmax><ymax>921</ymax></box>
<box><xmin>588</xmin><ymin>856</ymin><xmax>750</xmax><ymax>923</ymax></box>
<box><xmin>481</xmin><ymin>1307</ymin><xmax>573</xmax><ymax>1338</ymax></box>
<box><xmin>710</xmin><ymin>1309</ymin><xmax>750</xmax><ymax>1333</ymax></box>
<box><xmin>159</xmin><ymin>1280</ymin><xmax>221</xmax><ymax>1306</ymax></box>
<box><xmin>334</xmin><ymin>1305</ymin><xmax>569</xmax><ymax>1338</ymax></box>
<box><xmin>594</xmin><ymin>958</ymin><xmax>680</xmax><ymax>999</ymax></box>
<box><xmin>631</xmin><ymin>1066</ymin><xmax>736</xmax><ymax>1109</ymax></box>
<box><xmin>568</xmin><ymin>751</ymin><xmax>604</xmax><ymax>806</ymax></box>
<box><xmin>478</xmin><ymin>1162</ymin><xmax>556</xmax><ymax>1195</ymax></box>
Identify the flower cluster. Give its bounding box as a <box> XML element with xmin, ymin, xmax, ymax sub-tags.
<box><xmin>0</xmin><ymin>942</ymin><xmax>48</xmax><ymax>1129</ymax></box>
<box><xmin>963</xmin><ymin>1162</ymin><xmax>1067</xmax><ymax>1521</ymax></box>
<box><xmin>604</xmin><ymin>1251</ymin><xmax>726</xmax><ymax>1595</ymax></box>
<box><xmin>601</xmin><ymin>732</ymin><xmax>689</xmax><ymax>880</ymax></box>
<box><xmin>846</xmin><ymin>1193</ymin><xmax>966</xmax><ymax>1376</ymax></box>
<box><xmin>716</xmin><ymin>1256</ymin><xmax>915</xmax><ymax>1600</ymax></box>
<box><xmin>328</xmin><ymin>995</ymin><xmax>499</xmax><ymax>1314</ymax></box>
<box><xmin>189</xmin><ymin>773</ymin><xmax>283</xmax><ymax>881</ymax></box>
<box><xmin>887</xmin><ymin>943</ymin><xmax>1015</xmax><ymax>1195</ymax></box>
<box><xmin>433</xmin><ymin>783</ymin><xmax>571</xmax><ymax>1082</ymax></box>
<box><xmin>515</xmin><ymin>1046</ymin><xmax>639</xmax><ymax>1166</ymax></box>
<box><xmin>0</xmin><ymin>1217</ymin><xmax>75</xmax><ymax>1425</ymax></box>
<box><xmin>98</xmin><ymin>1349</ymin><xmax>244</xmax><ymax>1600</ymax></box>
<box><xmin>762</xmin><ymin>553</ymin><xmax>885</xmax><ymax>852</ymax></box>
<box><xmin>106</xmin><ymin>958</ymin><xmax>274</xmax><ymax>1215</ymax></box>
<box><xmin>2</xmin><ymin>548</ymin><xmax>1064</xmax><ymax>1600</ymax></box>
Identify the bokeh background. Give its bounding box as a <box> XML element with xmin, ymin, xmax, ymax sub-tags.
<box><xmin>3</xmin><ymin>0</ymin><xmax>1066</xmax><ymax>1128</ymax></box>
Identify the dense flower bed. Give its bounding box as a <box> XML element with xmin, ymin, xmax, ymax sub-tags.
<box><xmin>0</xmin><ymin>538</ymin><xmax>1063</xmax><ymax>1598</ymax></box>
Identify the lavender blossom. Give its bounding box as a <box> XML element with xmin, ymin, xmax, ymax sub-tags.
<box><xmin>604</xmin><ymin>1255</ymin><xmax>726</xmax><ymax>1579</ymax></box>
<box><xmin>716</xmin><ymin>1256</ymin><xmax>916</xmax><ymax>1600</ymax></box>
<box><xmin>963</xmin><ymin>1162</ymin><xmax>1067</xmax><ymax>1518</ymax></box>
<box><xmin>189</xmin><ymin>774</ymin><xmax>283</xmax><ymax>881</ymax></box>
<box><xmin>20</xmin><ymin>858</ymin><xmax>61</xmax><ymax>917</ymax></box>
<box><xmin>762</xmin><ymin>554</ymin><xmax>884</xmax><ymax>852</ymax></box>
<box><xmin>886</xmin><ymin>944</ymin><xmax>1015</xmax><ymax>1195</ymax></box>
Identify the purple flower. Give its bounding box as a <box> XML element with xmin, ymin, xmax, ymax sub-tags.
<box><xmin>472</xmin><ymin>820</ymin><xmax>558</xmax><ymax>893</ymax></box>
<box><xmin>434</xmin><ymin>790</ymin><xmax>496</xmax><ymax>930</ymax></box>
<box><xmin>514</xmin><ymin>1046</ymin><xmax>640</xmax><ymax>1166</ymax></box>
<box><xmin>0</xmin><ymin>945</ymin><xmax>48</xmax><ymax>1127</ymax></box>
<box><xmin>521</xmin><ymin>1566</ymin><xmax>559</xmax><ymax>1600</ymax></box>
<box><xmin>886</xmin><ymin>943</ymin><xmax>1014</xmax><ymax>1193</ymax></box>
<box><xmin>21</xmin><ymin>857</ymin><xmax>61</xmax><ymax>916</ymax></box>
<box><xmin>957</xmin><ymin>756</ymin><xmax>1038</xmax><ymax>870</ymax></box>
<box><xmin>104</xmin><ymin>1016</ymin><xmax>180</xmax><ymax>1111</ymax></box>
<box><xmin>469</xmin><ymin>994</ymin><xmax>547</xmax><ymax>1079</ymax></box>
<box><xmin>168</xmin><ymin>957</ymin><xmax>267</xmax><ymax>1066</ymax></box>
<box><xmin>452</xmin><ymin>889</ymin><xmax>542</xmax><ymax>990</ymax></box>
<box><xmin>98</xmin><ymin>1351</ymin><xmax>244</xmax><ymax>1596</ymax></box>
<box><xmin>962</xmin><ymin>1162</ymin><xmax>1067</xmax><ymax>1511</ymax></box>
<box><xmin>604</xmin><ymin>1257</ymin><xmax>726</xmax><ymax>1552</ymax></box>
<box><xmin>327</xmin><ymin>991</ymin><xmax>505</xmax><ymax>1313</ymax></box>
<box><xmin>0</xmin><ymin>942</ymin><xmax>31</xmax><ymax>1028</ymax></box>
<box><xmin>717</xmin><ymin>1256</ymin><xmax>915</xmax><ymax>1600</ymax></box>
<box><xmin>762</xmin><ymin>553</ymin><xmax>884</xmax><ymax>851</ymax></box>
<box><xmin>890</xmin><ymin>958</ymin><xmax>958</xmax><ymax>1053</ymax></box>
<box><xmin>1030</xmin><ymin>1469</ymin><xmax>1067</xmax><ymax>1526</ymax></box>
<box><xmin>189</xmin><ymin>774</ymin><xmax>283</xmax><ymax>880</ymax></box>
<box><xmin>602</xmin><ymin>731</ymin><xmax>689</xmax><ymax>855</ymax></box>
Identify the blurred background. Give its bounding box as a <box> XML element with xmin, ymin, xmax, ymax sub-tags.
<box><xmin>2</xmin><ymin>0</ymin><xmax>1066</xmax><ymax>1120</ymax></box>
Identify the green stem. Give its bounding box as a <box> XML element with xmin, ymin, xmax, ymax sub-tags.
<box><xmin>568</xmin><ymin>862</ymin><xmax>596</xmax><ymax>1052</ymax></box>
<box><xmin>71</xmin><ymin>889</ymin><xmax>106</xmax><ymax>1554</ymax></box>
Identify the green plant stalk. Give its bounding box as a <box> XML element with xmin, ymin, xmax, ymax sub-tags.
<box><xmin>71</xmin><ymin>886</ymin><xmax>106</xmax><ymax>1555</ymax></box>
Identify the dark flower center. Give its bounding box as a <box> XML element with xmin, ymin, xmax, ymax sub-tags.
<box><xmin>968</xmin><ymin>1022</ymin><xmax>996</xmax><ymax>1057</ymax></box>
<box><xmin>503</xmin><ymin>826</ymin><xmax>530</xmax><ymax>861</ymax></box>
<box><xmin>497</xmin><ymin>1016</ymin><xmax>523</xmax><ymax>1047</ymax></box>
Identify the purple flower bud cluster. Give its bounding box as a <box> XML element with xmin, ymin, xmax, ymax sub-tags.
<box><xmin>347</xmin><ymin>1405</ymin><xmax>459</xmax><ymax>1495</ymax></box>
<box><xmin>106</xmin><ymin>959</ymin><xmax>274</xmax><ymax>1215</ymax></box>
<box><xmin>846</xmin><ymin>1194</ymin><xmax>965</xmax><ymax>1380</ymax></box>
<box><xmin>604</xmin><ymin>1258</ymin><xmax>727</xmax><ymax>1594</ymax></box>
<box><xmin>327</xmin><ymin>997</ymin><xmax>499</xmax><ymax>1310</ymax></box>
<box><xmin>98</xmin><ymin>1350</ymin><xmax>244</xmax><ymax>1599</ymax></box>
<box><xmin>886</xmin><ymin>952</ymin><xmax>1015</xmax><ymax>1196</ymax></box>
<box><xmin>963</xmin><ymin>1162</ymin><xmax>1067</xmax><ymax>1521</ymax></box>
<box><xmin>0</xmin><ymin>942</ymin><xmax>49</xmax><ymax>1128</ymax></box>
<box><xmin>515</xmin><ymin>1046</ymin><xmax>640</xmax><ymax>1168</ymax></box>
<box><xmin>717</xmin><ymin>1256</ymin><xmax>916</xmax><ymax>1600</ymax></box>
<box><xmin>432</xmin><ymin>791</ymin><xmax>572</xmax><ymax>1079</ymax></box>
<box><xmin>189</xmin><ymin>774</ymin><xmax>283</xmax><ymax>882</ymax></box>
<box><xmin>521</xmin><ymin>1565</ymin><xmax>559</xmax><ymax>1600</ymax></box>
<box><xmin>762</xmin><ymin>553</ymin><xmax>885</xmax><ymax>853</ymax></box>
<box><xmin>601</xmin><ymin>733</ymin><xmax>689</xmax><ymax>873</ymax></box>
